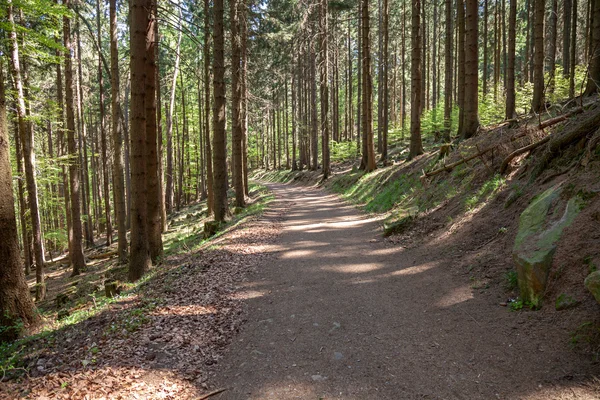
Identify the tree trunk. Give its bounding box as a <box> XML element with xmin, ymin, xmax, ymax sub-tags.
<box><xmin>462</xmin><ymin>0</ymin><xmax>480</xmax><ymax>139</ymax></box>
<box><xmin>0</xmin><ymin>62</ymin><xmax>37</xmax><ymax>339</ymax></box>
<box><xmin>362</xmin><ymin>0</ymin><xmax>376</xmax><ymax>171</ymax></box>
<box><xmin>320</xmin><ymin>0</ymin><xmax>331</xmax><ymax>178</ymax></box>
<box><xmin>128</xmin><ymin>0</ymin><xmax>152</xmax><ymax>281</ymax></box>
<box><xmin>96</xmin><ymin>0</ymin><xmax>112</xmax><ymax>247</ymax></box>
<box><xmin>110</xmin><ymin>0</ymin><xmax>127</xmax><ymax>264</ymax></box>
<box><xmin>547</xmin><ymin>0</ymin><xmax>558</xmax><ymax>93</ymax></box>
<box><xmin>204</xmin><ymin>0</ymin><xmax>214</xmax><ymax>215</ymax></box>
<box><xmin>213</xmin><ymin>0</ymin><xmax>229</xmax><ymax>222</ymax></box>
<box><xmin>410</xmin><ymin>0</ymin><xmax>424</xmax><ymax>159</ymax></box>
<box><xmin>483</xmin><ymin>0</ymin><xmax>489</xmax><ymax>96</ymax></box>
<box><xmin>146</xmin><ymin>0</ymin><xmax>163</xmax><ymax>262</ymax></box>
<box><xmin>506</xmin><ymin>0</ymin><xmax>517</xmax><ymax>119</ymax></box>
<box><xmin>586</xmin><ymin>0</ymin><xmax>600</xmax><ymax>95</ymax></box>
<box><xmin>64</xmin><ymin>0</ymin><xmax>86</xmax><ymax>276</ymax></box>
<box><xmin>231</xmin><ymin>0</ymin><xmax>245</xmax><ymax>205</ymax></box>
<box><xmin>457</xmin><ymin>0</ymin><xmax>466</xmax><ymax>136</ymax></box>
<box><xmin>563</xmin><ymin>0</ymin><xmax>572</xmax><ymax>76</ymax></box>
<box><xmin>531</xmin><ymin>0</ymin><xmax>545</xmax><ymax>111</ymax></box>
<box><xmin>7</xmin><ymin>0</ymin><xmax>46</xmax><ymax>300</ymax></box>
<box><xmin>569</xmin><ymin>0</ymin><xmax>578</xmax><ymax>97</ymax></box>
<box><xmin>443</xmin><ymin>0</ymin><xmax>453</xmax><ymax>141</ymax></box>
<box><xmin>165</xmin><ymin>13</ymin><xmax>182</xmax><ymax>215</ymax></box>
<box><xmin>380</xmin><ymin>0</ymin><xmax>389</xmax><ymax>162</ymax></box>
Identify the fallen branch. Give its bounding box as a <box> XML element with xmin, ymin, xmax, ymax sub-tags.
<box><xmin>500</xmin><ymin>135</ymin><xmax>552</xmax><ymax>175</ymax></box>
<box><xmin>532</xmin><ymin>107</ymin><xmax>600</xmax><ymax>179</ymax></box>
<box><xmin>198</xmin><ymin>388</ymin><xmax>228</xmax><ymax>399</ymax></box>
<box><xmin>538</xmin><ymin>107</ymin><xmax>583</xmax><ymax>130</ymax></box>
<box><xmin>88</xmin><ymin>250</ymin><xmax>117</xmax><ymax>260</ymax></box>
<box><xmin>424</xmin><ymin>145</ymin><xmax>495</xmax><ymax>177</ymax></box>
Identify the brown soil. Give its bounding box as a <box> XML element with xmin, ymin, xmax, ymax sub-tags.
<box><xmin>211</xmin><ymin>182</ymin><xmax>600</xmax><ymax>399</ymax></box>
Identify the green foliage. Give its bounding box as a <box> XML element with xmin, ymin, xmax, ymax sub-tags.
<box><xmin>331</xmin><ymin>141</ymin><xmax>359</xmax><ymax>163</ymax></box>
<box><xmin>465</xmin><ymin>174</ymin><xmax>506</xmax><ymax>210</ymax></box>
<box><xmin>503</xmin><ymin>270</ymin><xmax>519</xmax><ymax>291</ymax></box>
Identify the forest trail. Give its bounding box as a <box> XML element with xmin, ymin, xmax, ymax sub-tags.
<box><xmin>213</xmin><ymin>182</ymin><xmax>598</xmax><ymax>399</ymax></box>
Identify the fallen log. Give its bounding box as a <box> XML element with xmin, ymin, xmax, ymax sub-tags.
<box><xmin>538</xmin><ymin>107</ymin><xmax>583</xmax><ymax>130</ymax></box>
<box><xmin>423</xmin><ymin>145</ymin><xmax>496</xmax><ymax>177</ymax></box>
<box><xmin>532</xmin><ymin>107</ymin><xmax>600</xmax><ymax>179</ymax></box>
<box><xmin>500</xmin><ymin>135</ymin><xmax>552</xmax><ymax>175</ymax></box>
<box><xmin>88</xmin><ymin>250</ymin><xmax>117</xmax><ymax>260</ymax></box>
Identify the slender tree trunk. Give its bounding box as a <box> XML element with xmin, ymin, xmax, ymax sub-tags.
<box><xmin>213</xmin><ymin>0</ymin><xmax>229</xmax><ymax>222</ymax></box>
<box><xmin>380</xmin><ymin>0</ymin><xmax>389</xmax><ymax>162</ymax></box>
<box><xmin>443</xmin><ymin>0</ymin><xmax>453</xmax><ymax>141</ymax></box>
<box><xmin>0</xmin><ymin>63</ymin><xmax>37</xmax><ymax>339</ymax></box>
<box><xmin>96</xmin><ymin>0</ymin><xmax>112</xmax><ymax>246</ymax></box>
<box><xmin>586</xmin><ymin>0</ymin><xmax>600</xmax><ymax>95</ymax></box>
<box><xmin>506</xmin><ymin>0</ymin><xmax>517</xmax><ymax>119</ymax></box>
<box><xmin>110</xmin><ymin>0</ymin><xmax>127</xmax><ymax>264</ymax></box>
<box><xmin>75</xmin><ymin>19</ymin><xmax>94</xmax><ymax>248</ymax></box>
<box><xmin>531</xmin><ymin>0</ymin><xmax>545</xmax><ymax>111</ymax></box>
<box><xmin>128</xmin><ymin>0</ymin><xmax>152</xmax><ymax>281</ymax></box>
<box><xmin>231</xmin><ymin>0</ymin><xmax>245</xmax><ymax>205</ymax></box>
<box><xmin>64</xmin><ymin>0</ymin><xmax>86</xmax><ymax>276</ymax></box>
<box><xmin>204</xmin><ymin>0</ymin><xmax>214</xmax><ymax>215</ymax></box>
<box><xmin>357</xmin><ymin>2</ymin><xmax>362</xmax><ymax>154</ymax></box>
<box><xmin>457</xmin><ymin>0</ymin><xmax>466</xmax><ymax>136</ymax></box>
<box><xmin>564</xmin><ymin>0</ymin><xmax>572</xmax><ymax>76</ymax></box>
<box><xmin>483</xmin><ymin>0</ymin><xmax>489</xmax><ymax>96</ymax></box>
<box><xmin>165</xmin><ymin>13</ymin><xmax>182</xmax><ymax>214</ymax></box>
<box><xmin>569</xmin><ymin>0</ymin><xmax>578</xmax><ymax>97</ymax></box>
<box><xmin>146</xmin><ymin>0</ymin><xmax>163</xmax><ymax>262</ymax></box>
<box><xmin>463</xmin><ymin>0</ymin><xmax>480</xmax><ymax>139</ymax></box>
<box><xmin>320</xmin><ymin>0</ymin><xmax>330</xmax><ymax>178</ymax></box>
<box><xmin>241</xmin><ymin>2</ymin><xmax>249</xmax><ymax>195</ymax></box>
<box><xmin>410</xmin><ymin>0</ymin><xmax>424</xmax><ymax>159</ymax></box>
<box><xmin>8</xmin><ymin>1</ymin><xmax>46</xmax><ymax>300</ymax></box>
<box><xmin>547</xmin><ymin>0</ymin><xmax>558</xmax><ymax>93</ymax></box>
<box><xmin>362</xmin><ymin>0</ymin><xmax>376</xmax><ymax>171</ymax></box>
<box><xmin>13</xmin><ymin>117</ymin><xmax>31</xmax><ymax>275</ymax></box>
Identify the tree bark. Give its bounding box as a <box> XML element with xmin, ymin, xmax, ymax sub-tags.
<box><xmin>563</xmin><ymin>0</ymin><xmax>572</xmax><ymax>76</ymax></box>
<box><xmin>146</xmin><ymin>0</ymin><xmax>163</xmax><ymax>262</ymax></box>
<box><xmin>320</xmin><ymin>0</ymin><xmax>330</xmax><ymax>178</ymax></box>
<box><xmin>531</xmin><ymin>0</ymin><xmax>545</xmax><ymax>112</ymax></box>
<box><xmin>462</xmin><ymin>0</ymin><xmax>480</xmax><ymax>139</ymax></box>
<box><xmin>96</xmin><ymin>0</ymin><xmax>112</xmax><ymax>247</ymax></box>
<box><xmin>457</xmin><ymin>0</ymin><xmax>466</xmax><ymax>136</ymax></box>
<box><xmin>110</xmin><ymin>0</ymin><xmax>128</xmax><ymax>264</ymax></box>
<box><xmin>64</xmin><ymin>0</ymin><xmax>86</xmax><ymax>276</ymax></box>
<box><xmin>213</xmin><ymin>0</ymin><xmax>229</xmax><ymax>222</ymax></box>
<box><xmin>128</xmin><ymin>0</ymin><xmax>152</xmax><ymax>281</ymax></box>
<box><xmin>204</xmin><ymin>0</ymin><xmax>214</xmax><ymax>215</ymax></box>
<box><xmin>362</xmin><ymin>0</ymin><xmax>376</xmax><ymax>171</ymax></box>
<box><xmin>443</xmin><ymin>0</ymin><xmax>453</xmax><ymax>141</ymax></box>
<box><xmin>506</xmin><ymin>0</ymin><xmax>517</xmax><ymax>119</ymax></box>
<box><xmin>7</xmin><ymin>0</ymin><xmax>46</xmax><ymax>300</ymax></box>
<box><xmin>586</xmin><ymin>0</ymin><xmax>600</xmax><ymax>95</ymax></box>
<box><xmin>410</xmin><ymin>0</ymin><xmax>424</xmax><ymax>159</ymax></box>
<box><xmin>231</xmin><ymin>0</ymin><xmax>246</xmax><ymax>205</ymax></box>
<box><xmin>0</xmin><ymin>63</ymin><xmax>37</xmax><ymax>339</ymax></box>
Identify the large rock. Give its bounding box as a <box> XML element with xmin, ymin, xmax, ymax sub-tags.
<box><xmin>513</xmin><ymin>185</ymin><xmax>584</xmax><ymax>305</ymax></box>
<box><xmin>584</xmin><ymin>271</ymin><xmax>600</xmax><ymax>304</ymax></box>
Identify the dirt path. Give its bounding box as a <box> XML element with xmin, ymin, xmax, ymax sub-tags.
<box><xmin>213</xmin><ymin>183</ymin><xmax>599</xmax><ymax>399</ymax></box>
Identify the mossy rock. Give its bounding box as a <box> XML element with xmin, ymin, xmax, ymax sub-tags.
<box><xmin>555</xmin><ymin>293</ymin><xmax>580</xmax><ymax>311</ymax></box>
<box><xmin>584</xmin><ymin>271</ymin><xmax>600</xmax><ymax>305</ymax></box>
<box><xmin>513</xmin><ymin>185</ymin><xmax>584</xmax><ymax>305</ymax></box>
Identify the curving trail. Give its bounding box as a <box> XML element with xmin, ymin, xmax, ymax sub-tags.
<box><xmin>213</xmin><ymin>183</ymin><xmax>599</xmax><ymax>399</ymax></box>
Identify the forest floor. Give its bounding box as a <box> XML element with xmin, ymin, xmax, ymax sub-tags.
<box><xmin>1</xmin><ymin>177</ymin><xmax>599</xmax><ymax>399</ymax></box>
<box><xmin>209</xmin><ymin>182</ymin><xmax>600</xmax><ymax>399</ymax></box>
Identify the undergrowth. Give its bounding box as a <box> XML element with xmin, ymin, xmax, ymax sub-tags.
<box><xmin>0</xmin><ymin>182</ymin><xmax>273</xmax><ymax>380</ymax></box>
